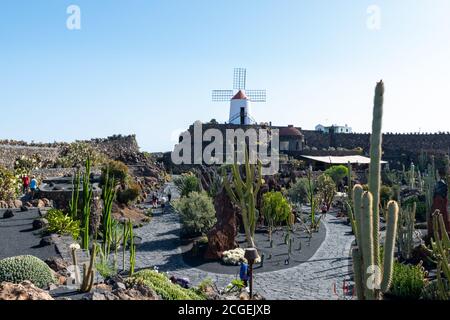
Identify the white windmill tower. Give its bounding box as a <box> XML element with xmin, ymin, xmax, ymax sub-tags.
<box><xmin>212</xmin><ymin>68</ymin><xmax>267</xmax><ymax>125</ymax></box>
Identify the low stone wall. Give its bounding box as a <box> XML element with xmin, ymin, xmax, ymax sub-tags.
<box><xmin>0</xmin><ymin>145</ymin><xmax>60</xmax><ymax>170</ymax></box>
<box><xmin>0</xmin><ymin>135</ymin><xmax>141</xmax><ymax>170</ymax></box>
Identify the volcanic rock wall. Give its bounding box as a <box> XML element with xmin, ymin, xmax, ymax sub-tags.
<box><xmin>0</xmin><ymin>135</ymin><xmax>141</xmax><ymax>170</ymax></box>
<box><xmin>0</xmin><ymin>145</ymin><xmax>60</xmax><ymax>170</ymax></box>
<box><xmin>303</xmin><ymin>130</ymin><xmax>450</xmax><ymax>153</ymax></box>
<box><xmin>303</xmin><ymin>130</ymin><xmax>450</xmax><ymax>165</ymax></box>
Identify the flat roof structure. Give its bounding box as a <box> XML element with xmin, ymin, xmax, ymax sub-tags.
<box><xmin>299</xmin><ymin>155</ymin><xmax>387</xmax><ymax>165</ymax></box>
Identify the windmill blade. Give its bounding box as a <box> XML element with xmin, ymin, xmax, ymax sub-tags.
<box><xmin>233</xmin><ymin>68</ymin><xmax>247</xmax><ymax>90</ymax></box>
<box><xmin>246</xmin><ymin>90</ymin><xmax>266</xmax><ymax>102</ymax></box>
<box><xmin>212</xmin><ymin>90</ymin><xmax>234</xmax><ymax>101</ymax></box>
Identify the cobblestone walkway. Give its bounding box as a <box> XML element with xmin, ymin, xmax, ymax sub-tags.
<box><xmin>130</xmin><ymin>183</ymin><xmax>355</xmax><ymax>300</ymax></box>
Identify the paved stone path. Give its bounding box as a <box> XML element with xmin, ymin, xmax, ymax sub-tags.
<box><xmin>128</xmin><ymin>182</ymin><xmax>355</xmax><ymax>300</ymax></box>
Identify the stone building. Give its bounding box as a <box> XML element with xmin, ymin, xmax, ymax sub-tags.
<box><xmin>279</xmin><ymin>125</ymin><xmax>304</xmax><ymax>152</ymax></box>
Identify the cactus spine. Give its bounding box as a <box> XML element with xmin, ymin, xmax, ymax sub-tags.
<box><xmin>397</xmin><ymin>202</ymin><xmax>416</xmax><ymax>260</ymax></box>
<box><xmin>368</xmin><ymin>80</ymin><xmax>384</xmax><ymax>267</ymax></box>
<box><xmin>352</xmin><ymin>81</ymin><xmax>400</xmax><ymax>300</ymax></box>
<box><xmin>129</xmin><ymin>220</ymin><xmax>136</xmax><ymax>276</ymax></box>
<box><xmin>71</xmin><ymin>243</ymin><xmax>97</xmax><ymax>293</ymax></box>
<box><xmin>81</xmin><ymin>157</ymin><xmax>93</xmax><ymax>250</ymax></box>
<box><xmin>223</xmin><ymin>149</ymin><xmax>262</xmax><ymax>248</ymax></box>
<box><xmin>430</xmin><ymin>211</ymin><xmax>450</xmax><ymax>299</ymax></box>
<box><xmin>69</xmin><ymin>169</ymin><xmax>81</xmax><ymax>220</ymax></box>
<box><xmin>347</xmin><ymin>161</ymin><xmax>353</xmax><ymax>201</ymax></box>
<box><xmin>409</xmin><ymin>162</ymin><xmax>416</xmax><ymax>189</ymax></box>
<box><xmin>80</xmin><ymin>243</ymin><xmax>97</xmax><ymax>292</ymax></box>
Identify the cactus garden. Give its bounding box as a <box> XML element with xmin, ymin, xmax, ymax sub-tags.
<box><xmin>2</xmin><ymin>79</ymin><xmax>450</xmax><ymax>301</ymax></box>
<box><xmin>2</xmin><ymin>2</ymin><xmax>450</xmax><ymax>307</ymax></box>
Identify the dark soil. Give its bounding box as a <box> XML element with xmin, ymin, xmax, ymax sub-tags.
<box><xmin>182</xmin><ymin>219</ymin><xmax>326</xmax><ymax>275</ymax></box>
<box><xmin>0</xmin><ymin>208</ymin><xmax>59</xmax><ymax>260</ymax></box>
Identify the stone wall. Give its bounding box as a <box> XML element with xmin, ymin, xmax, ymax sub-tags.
<box><xmin>0</xmin><ymin>135</ymin><xmax>141</xmax><ymax>170</ymax></box>
<box><xmin>303</xmin><ymin>130</ymin><xmax>450</xmax><ymax>162</ymax></box>
<box><xmin>0</xmin><ymin>145</ymin><xmax>59</xmax><ymax>170</ymax></box>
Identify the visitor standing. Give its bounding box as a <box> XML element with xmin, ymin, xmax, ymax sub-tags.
<box><xmin>239</xmin><ymin>259</ymin><xmax>250</xmax><ymax>288</ymax></box>
<box><xmin>167</xmin><ymin>191</ymin><xmax>172</xmax><ymax>203</ymax></box>
<box><xmin>160</xmin><ymin>195</ymin><xmax>167</xmax><ymax>211</ymax></box>
<box><xmin>22</xmin><ymin>175</ymin><xmax>30</xmax><ymax>195</ymax></box>
<box><xmin>152</xmin><ymin>193</ymin><xmax>158</xmax><ymax>208</ymax></box>
<box><xmin>30</xmin><ymin>176</ymin><xmax>38</xmax><ymax>200</ymax></box>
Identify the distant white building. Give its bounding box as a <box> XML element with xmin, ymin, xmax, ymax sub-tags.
<box><xmin>315</xmin><ymin>124</ymin><xmax>352</xmax><ymax>134</ymax></box>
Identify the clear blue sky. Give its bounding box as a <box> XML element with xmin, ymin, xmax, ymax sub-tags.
<box><xmin>1</xmin><ymin>1</ymin><xmax>450</xmax><ymax>152</ymax></box>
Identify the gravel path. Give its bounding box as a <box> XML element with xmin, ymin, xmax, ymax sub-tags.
<box><xmin>127</xmin><ymin>183</ymin><xmax>355</xmax><ymax>300</ymax></box>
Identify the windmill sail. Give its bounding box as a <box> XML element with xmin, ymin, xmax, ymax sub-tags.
<box><xmin>212</xmin><ymin>90</ymin><xmax>234</xmax><ymax>102</ymax></box>
<box><xmin>246</xmin><ymin>90</ymin><xmax>266</xmax><ymax>102</ymax></box>
<box><xmin>233</xmin><ymin>68</ymin><xmax>247</xmax><ymax>90</ymax></box>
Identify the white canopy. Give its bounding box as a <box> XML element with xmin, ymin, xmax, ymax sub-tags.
<box><xmin>299</xmin><ymin>155</ymin><xmax>388</xmax><ymax>165</ymax></box>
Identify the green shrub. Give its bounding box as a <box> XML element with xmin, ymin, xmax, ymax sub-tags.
<box><xmin>95</xmin><ymin>260</ymin><xmax>117</xmax><ymax>279</ymax></box>
<box><xmin>117</xmin><ymin>182</ymin><xmax>141</xmax><ymax>205</ymax></box>
<box><xmin>324</xmin><ymin>165</ymin><xmax>348</xmax><ymax>185</ymax></box>
<box><xmin>197</xmin><ymin>278</ymin><xmax>214</xmax><ymax>292</ymax></box>
<box><xmin>262</xmin><ymin>191</ymin><xmax>292</xmax><ymax>236</ymax></box>
<box><xmin>390</xmin><ymin>261</ymin><xmax>427</xmax><ymax>299</ymax></box>
<box><xmin>101</xmin><ymin>160</ymin><xmax>129</xmax><ymax>186</ymax></box>
<box><xmin>287</xmin><ymin>178</ymin><xmax>309</xmax><ymax>204</ymax></box>
<box><xmin>131</xmin><ymin>269</ymin><xmax>204</xmax><ymax>300</ymax></box>
<box><xmin>46</xmin><ymin>209</ymin><xmax>80</xmax><ymax>239</ymax></box>
<box><xmin>14</xmin><ymin>154</ymin><xmax>43</xmax><ymax>173</ymax></box>
<box><xmin>173</xmin><ymin>191</ymin><xmax>216</xmax><ymax>237</ymax></box>
<box><xmin>0</xmin><ymin>165</ymin><xmax>20</xmax><ymax>201</ymax></box>
<box><xmin>0</xmin><ymin>255</ymin><xmax>56</xmax><ymax>289</ymax></box>
<box><xmin>174</xmin><ymin>174</ymin><xmax>201</xmax><ymax>197</ymax></box>
<box><xmin>316</xmin><ymin>174</ymin><xmax>336</xmax><ymax>209</ymax></box>
<box><xmin>56</xmin><ymin>142</ymin><xmax>106</xmax><ymax>168</ymax></box>
<box><xmin>225</xmin><ymin>279</ymin><xmax>246</xmax><ymax>292</ymax></box>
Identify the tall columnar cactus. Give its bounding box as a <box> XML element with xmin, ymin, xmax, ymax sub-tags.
<box><xmin>71</xmin><ymin>243</ymin><xmax>97</xmax><ymax>293</ymax></box>
<box><xmin>352</xmin><ymin>187</ymin><xmax>399</xmax><ymax>300</ymax></box>
<box><xmin>128</xmin><ymin>220</ymin><xmax>136</xmax><ymax>276</ymax></box>
<box><xmin>222</xmin><ymin>150</ymin><xmax>262</xmax><ymax>248</ymax></box>
<box><xmin>368</xmin><ymin>80</ymin><xmax>384</xmax><ymax>267</ymax></box>
<box><xmin>69</xmin><ymin>169</ymin><xmax>81</xmax><ymax>220</ymax></box>
<box><xmin>432</xmin><ymin>211</ymin><xmax>450</xmax><ymax>299</ymax></box>
<box><xmin>424</xmin><ymin>162</ymin><xmax>437</xmax><ymax>230</ymax></box>
<box><xmin>81</xmin><ymin>157</ymin><xmax>93</xmax><ymax>250</ymax></box>
<box><xmin>351</xmin><ymin>81</ymin><xmax>400</xmax><ymax>300</ymax></box>
<box><xmin>445</xmin><ymin>155</ymin><xmax>450</xmax><ymax>186</ymax></box>
<box><xmin>101</xmin><ymin>167</ymin><xmax>116</xmax><ymax>257</ymax></box>
<box><xmin>81</xmin><ymin>243</ymin><xmax>97</xmax><ymax>292</ymax></box>
<box><xmin>397</xmin><ymin>202</ymin><xmax>416</xmax><ymax>260</ymax></box>
<box><xmin>418</xmin><ymin>170</ymin><xmax>423</xmax><ymax>192</ymax></box>
<box><xmin>409</xmin><ymin>162</ymin><xmax>416</xmax><ymax>189</ymax></box>
<box><xmin>347</xmin><ymin>161</ymin><xmax>353</xmax><ymax>201</ymax></box>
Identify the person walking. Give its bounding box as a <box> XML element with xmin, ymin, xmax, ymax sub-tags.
<box><xmin>160</xmin><ymin>195</ymin><xmax>167</xmax><ymax>211</ymax></box>
<box><xmin>29</xmin><ymin>176</ymin><xmax>38</xmax><ymax>200</ymax></box>
<box><xmin>152</xmin><ymin>193</ymin><xmax>158</xmax><ymax>208</ymax></box>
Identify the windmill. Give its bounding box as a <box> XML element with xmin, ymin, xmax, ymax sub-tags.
<box><xmin>212</xmin><ymin>68</ymin><xmax>266</xmax><ymax>125</ymax></box>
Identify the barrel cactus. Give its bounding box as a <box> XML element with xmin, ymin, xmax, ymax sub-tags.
<box><xmin>0</xmin><ymin>255</ymin><xmax>56</xmax><ymax>289</ymax></box>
